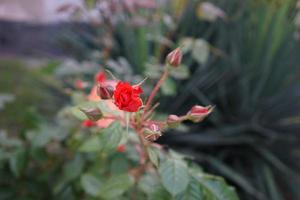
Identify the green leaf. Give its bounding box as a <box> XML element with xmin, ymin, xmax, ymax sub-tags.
<box><xmin>71</xmin><ymin>92</ymin><xmax>86</xmax><ymax>105</ymax></box>
<box><xmin>9</xmin><ymin>148</ymin><xmax>27</xmax><ymax>177</ymax></box>
<box><xmin>198</xmin><ymin>177</ymin><xmax>239</xmax><ymax>200</ymax></box>
<box><xmin>70</xmin><ymin>107</ymin><xmax>87</xmax><ymax>120</ymax></box>
<box><xmin>64</xmin><ymin>155</ymin><xmax>84</xmax><ymax>180</ymax></box>
<box><xmin>144</xmin><ymin>63</ymin><xmax>162</xmax><ymax>79</ymax></box>
<box><xmin>110</xmin><ymin>155</ymin><xmax>129</xmax><ymax>174</ymax></box>
<box><xmin>175</xmin><ymin>177</ymin><xmax>204</xmax><ymax>200</ymax></box>
<box><xmin>100</xmin><ymin>121</ymin><xmax>123</xmax><ymax>152</ymax></box>
<box><xmin>81</xmin><ymin>173</ymin><xmax>102</xmax><ymax>197</ymax></box>
<box><xmin>180</xmin><ymin>38</ymin><xmax>194</xmax><ymax>54</ymax></box>
<box><xmin>138</xmin><ymin>172</ymin><xmax>161</xmax><ymax>195</ymax></box>
<box><xmin>161</xmin><ymin>78</ymin><xmax>177</xmax><ymax>96</ymax></box>
<box><xmin>149</xmin><ymin>187</ymin><xmax>173</xmax><ymax>200</ymax></box>
<box><xmin>98</xmin><ymin>174</ymin><xmax>134</xmax><ymax>199</ymax></box>
<box><xmin>170</xmin><ymin>65</ymin><xmax>190</xmax><ymax>80</ymax></box>
<box><xmin>192</xmin><ymin>39</ymin><xmax>209</xmax><ymax>65</ymax></box>
<box><xmin>147</xmin><ymin>147</ymin><xmax>159</xmax><ymax>167</ymax></box>
<box><xmin>159</xmin><ymin>159</ymin><xmax>190</xmax><ymax>196</ymax></box>
<box><xmin>31</xmin><ymin>124</ymin><xmax>64</xmax><ymax>147</ymax></box>
<box><xmin>79</xmin><ymin>135</ymin><xmax>102</xmax><ymax>152</ymax></box>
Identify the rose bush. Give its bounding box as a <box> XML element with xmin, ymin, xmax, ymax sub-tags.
<box><xmin>67</xmin><ymin>47</ymin><xmax>240</xmax><ymax>199</ymax></box>
<box><xmin>0</xmin><ymin>48</ymin><xmax>239</xmax><ymax>200</ymax></box>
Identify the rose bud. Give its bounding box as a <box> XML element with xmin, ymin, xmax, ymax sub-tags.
<box><xmin>167</xmin><ymin>114</ymin><xmax>182</xmax><ymax>128</ymax></box>
<box><xmin>166</xmin><ymin>47</ymin><xmax>182</xmax><ymax>67</ymax></box>
<box><xmin>144</xmin><ymin>123</ymin><xmax>162</xmax><ymax>141</ymax></box>
<box><xmin>187</xmin><ymin>105</ymin><xmax>213</xmax><ymax>123</ymax></box>
<box><xmin>81</xmin><ymin>120</ymin><xmax>95</xmax><ymax>128</ymax></box>
<box><xmin>97</xmin><ymin>84</ymin><xmax>114</xmax><ymax>99</ymax></box>
<box><xmin>80</xmin><ymin>107</ymin><xmax>103</xmax><ymax>121</ymax></box>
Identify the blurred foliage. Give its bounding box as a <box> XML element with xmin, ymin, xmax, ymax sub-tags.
<box><xmin>159</xmin><ymin>0</ymin><xmax>300</xmax><ymax>200</ymax></box>
<box><xmin>0</xmin><ymin>87</ymin><xmax>239</xmax><ymax>199</ymax></box>
<box><xmin>1</xmin><ymin>0</ymin><xmax>300</xmax><ymax>199</ymax></box>
<box><xmin>0</xmin><ymin>60</ymin><xmax>66</xmax><ymax>133</ymax></box>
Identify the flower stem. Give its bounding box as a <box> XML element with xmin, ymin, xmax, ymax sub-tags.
<box><xmin>143</xmin><ymin>69</ymin><xmax>169</xmax><ymax>118</ymax></box>
<box><xmin>136</xmin><ymin>128</ymin><xmax>148</xmax><ymax>163</ymax></box>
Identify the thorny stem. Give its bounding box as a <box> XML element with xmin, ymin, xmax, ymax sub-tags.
<box><xmin>136</xmin><ymin>128</ymin><xmax>148</xmax><ymax>163</ymax></box>
<box><xmin>143</xmin><ymin>69</ymin><xmax>169</xmax><ymax>119</ymax></box>
<box><xmin>104</xmin><ymin>115</ymin><xmax>125</xmax><ymax>124</ymax></box>
<box><xmin>135</xmin><ymin>68</ymin><xmax>170</xmax><ymax>166</ymax></box>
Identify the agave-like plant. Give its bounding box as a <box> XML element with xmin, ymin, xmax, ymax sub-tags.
<box><xmin>160</xmin><ymin>0</ymin><xmax>300</xmax><ymax>200</ymax></box>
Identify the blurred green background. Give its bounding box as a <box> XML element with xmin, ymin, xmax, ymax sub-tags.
<box><xmin>0</xmin><ymin>0</ymin><xmax>299</xmax><ymax>199</ymax></box>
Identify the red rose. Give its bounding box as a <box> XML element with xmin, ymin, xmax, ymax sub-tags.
<box><xmin>113</xmin><ymin>81</ymin><xmax>143</xmax><ymax>112</ymax></box>
<box><xmin>95</xmin><ymin>71</ymin><xmax>106</xmax><ymax>83</ymax></box>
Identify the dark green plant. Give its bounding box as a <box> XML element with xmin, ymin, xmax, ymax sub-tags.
<box><xmin>0</xmin><ymin>60</ymin><xmax>65</xmax><ymax>133</ymax></box>
<box><xmin>160</xmin><ymin>1</ymin><xmax>300</xmax><ymax>200</ymax></box>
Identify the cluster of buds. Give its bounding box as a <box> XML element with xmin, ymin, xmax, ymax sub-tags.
<box><xmin>166</xmin><ymin>105</ymin><xmax>213</xmax><ymax>129</ymax></box>
<box><xmin>78</xmin><ymin>47</ymin><xmax>213</xmax><ymax>156</ymax></box>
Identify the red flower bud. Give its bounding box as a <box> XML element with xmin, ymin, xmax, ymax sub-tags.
<box><xmin>95</xmin><ymin>71</ymin><xmax>106</xmax><ymax>84</ymax></box>
<box><xmin>81</xmin><ymin>120</ymin><xmax>95</xmax><ymax>127</ymax></box>
<box><xmin>187</xmin><ymin>105</ymin><xmax>213</xmax><ymax>123</ymax></box>
<box><xmin>97</xmin><ymin>84</ymin><xmax>114</xmax><ymax>99</ymax></box>
<box><xmin>166</xmin><ymin>114</ymin><xmax>182</xmax><ymax>128</ymax></box>
<box><xmin>166</xmin><ymin>47</ymin><xmax>182</xmax><ymax>67</ymax></box>
<box><xmin>116</xmin><ymin>144</ymin><xmax>126</xmax><ymax>153</ymax></box>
